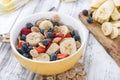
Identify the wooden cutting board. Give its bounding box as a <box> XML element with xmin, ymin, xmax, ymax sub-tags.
<box><xmin>79</xmin><ymin>11</ymin><xmax>120</xmax><ymax>67</ymax></box>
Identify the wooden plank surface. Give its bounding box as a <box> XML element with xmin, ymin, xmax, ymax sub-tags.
<box><xmin>0</xmin><ymin>0</ymin><xmax>120</xmax><ymax>80</ymax></box>
<box><xmin>79</xmin><ymin>11</ymin><xmax>120</xmax><ymax>67</ymax></box>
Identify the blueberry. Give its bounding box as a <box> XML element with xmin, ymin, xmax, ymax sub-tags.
<box><xmin>17</xmin><ymin>48</ymin><xmax>25</xmax><ymax>55</ymax></box>
<box><xmin>70</xmin><ymin>30</ymin><xmax>76</xmax><ymax>37</ymax></box>
<box><xmin>22</xmin><ymin>53</ymin><xmax>32</xmax><ymax>59</ymax></box>
<box><xmin>42</xmin><ymin>39</ymin><xmax>50</xmax><ymax>46</ymax></box>
<box><xmin>82</xmin><ymin>9</ymin><xmax>88</xmax><ymax>16</ymax></box>
<box><xmin>20</xmin><ymin>34</ymin><xmax>26</xmax><ymax>41</ymax></box>
<box><xmin>40</xmin><ymin>29</ymin><xmax>44</xmax><ymax>34</ymax></box>
<box><xmin>46</xmin><ymin>32</ymin><xmax>54</xmax><ymax>38</ymax></box>
<box><xmin>22</xmin><ymin>42</ymin><xmax>28</xmax><ymax>50</ymax></box>
<box><xmin>50</xmin><ymin>53</ymin><xmax>56</xmax><ymax>61</ymax></box>
<box><xmin>87</xmin><ymin>17</ymin><xmax>93</xmax><ymax>24</ymax></box>
<box><xmin>52</xmin><ymin>22</ymin><xmax>60</xmax><ymax>26</ymax></box>
<box><xmin>48</xmin><ymin>28</ymin><xmax>54</xmax><ymax>32</ymax></box>
<box><xmin>90</xmin><ymin>11</ymin><xmax>94</xmax><ymax>17</ymax></box>
<box><xmin>73</xmin><ymin>35</ymin><xmax>80</xmax><ymax>41</ymax></box>
<box><xmin>26</xmin><ymin>46</ymin><xmax>33</xmax><ymax>53</ymax></box>
<box><xmin>26</xmin><ymin>23</ymin><xmax>33</xmax><ymax>29</ymax></box>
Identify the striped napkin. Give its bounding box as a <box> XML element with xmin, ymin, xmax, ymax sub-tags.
<box><xmin>0</xmin><ymin>0</ymin><xmax>30</xmax><ymax>14</ymax></box>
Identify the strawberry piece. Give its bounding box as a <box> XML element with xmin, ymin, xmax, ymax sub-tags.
<box><xmin>17</xmin><ymin>40</ymin><xmax>24</xmax><ymax>48</ymax></box>
<box><xmin>47</xmin><ymin>38</ymin><xmax>53</xmax><ymax>43</ymax></box>
<box><xmin>46</xmin><ymin>43</ymin><xmax>52</xmax><ymax>51</ymax></box>
<box><xmin>65</xmin><ymin>32</ymin><xmax>72</xmax><ymax>38</ymax></box>
<box><xmin>55</xmin><ymin>34</ymin><xmax>64</xmax><ymax>38</ymax></box>
<box><xmin>57</xmin><ymin>54</ymin><xmax>69</xmax><ymax>59</ymax></box>
<box><xmin>21</xmin><ymin>28</ymin><xmax>31</xmax><ymax>35</ymax></box>
<box><xmin>35</xmin><ymin>46</ymin><xmax>46</xmax><ymax>53</ymax></box>
<box><xmin>53</xmin><ymin>32</ymin><xmax>56</xmax><ymax>37</ymax></box>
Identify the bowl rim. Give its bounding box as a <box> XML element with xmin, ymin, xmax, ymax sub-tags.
<box><xmin>10</xmin><ymin>12</ymin><xmax>87</xmax><ymax>64</ymax></box>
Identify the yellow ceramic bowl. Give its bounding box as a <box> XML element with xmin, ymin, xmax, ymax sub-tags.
<box><xmin>10</xmin><ymin>12</ymin><xmax>87</xmax><ymax>75</ymax></box>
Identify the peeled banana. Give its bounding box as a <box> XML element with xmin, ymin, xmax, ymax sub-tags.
<box><xmin>118</xmin><ymin>28</ymin><xmax>120</xmax><ymax>35</ymax></box>
<box><xmin>112</xmin><ymin>21</ymin><xmax>120</xmax><ymax>27</ymax></box>
<box><xmin>93</xmin><ymin>0</ymin><xmax>114</xmax><ymax>24</ymax></box>
<box><xmin>112</xmin><ymin>0</ymin><xmax>120</xmax><ymax>6</ymax></box>
<box><xmin>91</xmin><ymin>0</ymin><xmax>106</xmax><ymax>9</ymax></box>
<box><xmin>111</xmin><ymin>8</ymin><xmax>120</xmax><ymax>21</ymax></box>
<box><xmin>101</xmin><ymin>22</ymin><xmax>113</xmax><ymax>36</ymax></box>
<box><xmin>110</xmin><ymin>27</ymin><xmax>119</xmax><ymax>39</ymax></box>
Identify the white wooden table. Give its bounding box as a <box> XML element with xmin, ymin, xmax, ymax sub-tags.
<box><xmin>0</xmin><ymin>0</ymin><xmax>120</xmax><ymax>80</ymax></box>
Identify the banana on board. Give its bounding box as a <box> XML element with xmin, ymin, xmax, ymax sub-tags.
<box><xmin>112</xmin><ymin>0</ymin><xmax>120</xmax><ymax>6</ymax></box>
<box><xmin>91</xmin><ymin>0</ymin><xmax>107</xmax><ymax>9</ymax></box>
<box><xmin>92</xmin><ymin>0</ymin><xmax>114</xmax><ymax>24</ymax></box>
<box><xmin>101</xmin><ymin>21</ymin><xmax>120</xmax><ymax>39</ymax></box>
<box><xmin>112</xmin><ymin>21</ymin><xmax>120</xmax><ymax>35</ymax></box>
<box><xmin>111</xmin><ymin>8</ymin><xmax>120</xmax><ymax>21</ymax></box>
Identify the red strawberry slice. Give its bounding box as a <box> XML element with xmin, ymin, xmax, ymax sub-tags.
<box><xmin>57</xmin><ymin>54</ymin><xmax>69</xmax><ymax>59</ymax></box>
<box><xmin>21</xmin><ymin>28</ymin><xmax>31</xmax><ymax>35</ymax></box>
<box><xmin>47</xmin><ymin>38</ymin><xmax>53</xmax><ymax>43</ymax></box>
<box><xmin>46</xmin><ymin>43</ymin><xmax>52</xmax><ymax>51</ymax></box>
<box><xmin>35</xmin><ymin>46</ymin><xmax>46</xmax><ymax>53</ymax></box>
<box><xmin>53</xmin><ymin>32</ymin><xmax>56</xmax><ymax>37</ymax></box>
<box><xmin>55</xmin><ymin>34</ymin><xmax>64</xmax><ymax>38</ymax></box>
<box><xmin>17</xmin><ymin>40</ymin><xmax>24</xmax><ymax>48</ymax></box>
<box><xmin>65</xmin><ymin>32</ymin><xmax>72</xmax><ymax>38</ymax></box>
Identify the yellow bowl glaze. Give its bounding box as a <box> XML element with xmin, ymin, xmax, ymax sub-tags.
<box><xmin>10</xmin><ymin>12</ymin><xmax>87</xmax><ymax>75</ymax></box>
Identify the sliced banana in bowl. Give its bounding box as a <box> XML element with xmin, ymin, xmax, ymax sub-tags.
<box><xmin>39</xmin><ymin>20</ymin><xmax>53</xmax><ymax>30</ymax></box>
<box><xmin>60</xmin><ymin>38</ymin><xmax>77</xmax><ymax>55</ymax></box>
<box><xmin>54</xmin><ymin>25</ymin><xmax>70</xmax><ymax>36</ymax></box>
<box><xmin>33</xmin><ymin>53</ymin><xmax>50</xmax><ymax>62</ymax></box>
<box><xmin>26</xmin><ymin>32</ymin><xmax>44</xmax><ymax>46</ymax></box>
<box><xmin>11</xmin><ymin>12</ymin><xmax>87</xmax><ymax>75</ymax></box>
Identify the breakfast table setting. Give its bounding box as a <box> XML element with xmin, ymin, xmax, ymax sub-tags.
<box><xmin>0</xmin><ymin>0</ymin><xmax>120</xmax><ymax>80</ymax></box>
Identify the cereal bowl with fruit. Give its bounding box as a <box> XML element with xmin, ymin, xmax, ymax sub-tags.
<box><xmin>10</xmin><ymin>12</ymin><xmax>87</xmax><ymax>75</ymax></box>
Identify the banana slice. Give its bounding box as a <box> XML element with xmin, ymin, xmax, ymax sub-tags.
<box><xmin>111</xmin><ymin>8</ymin><xmax>120</xmax><ymax>21</ymax></box>
<box><xmin>30</xmin><ymin>49</ymin><xmax>39</xmax><ymax>58</ymax></box>
<box><xmin>39</xmin><ymin>20</ymin><xmax>53</xmax><ymax>30</ymax></box>
<box><xmin>110</xmin><ymin>27</ymin><xmax>119</xmax><ymax>39</ymax></box>
<box><xmin>52</xmin><ymin>37</ymin><xmax>62</xmax><ymax>43</ymax></box>
<box><xmin>91</xmin><ymin>0</ymin><xmax>106</xmax><ymax>9</ymax></box>
<box><xmin>113</xmin><ymin>0</ymin><xmax>120</xmax><ymax>6</ymax></box>
<box><xmin>46</xmin><ymin>43</ymin><xmax>60</xmax><ymax>55</ymax></box>
<box><xmin>93</xmin><ymin>0</ymin><xmax>114</xmax><ymax>24</ymax></box>
<box><xmin>101</xmin><ymin>22</ymin><xmax>113</xmax><ymax>36</ymax></box>
<box><xmin>33</xmin><ymin>53</ymin><xmax>50</xmax><ymax>62</ymax></box>
<box><xmin>26</xmin><ymin>32</ymin><xmax>44</xmax><ymax>46</ymax></box>
<box><xmin>60</xmin><ymin>38</ymin><xmax>76</xmax><ymax>55</ymax></box>
<box><xmin>118</xmin><ymin>28</ymin><xmax>120</xmax><ymax>35</ymax></box>
<box><xmin>112</xmin><ymin>21</ymin><xmax>120</xmax><ymax>28</ymax></box>
<box><xmin>54</xmin><ymin>26</ymin><xmax>70</xmax><ymax>36</ymax></box>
